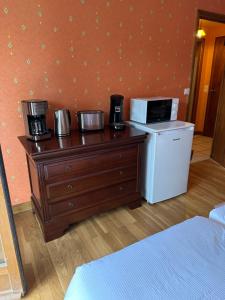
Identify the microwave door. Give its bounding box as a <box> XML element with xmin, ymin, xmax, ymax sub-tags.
<box><xmin>147</xmin><ymin>99</ymin><xmax>172</xmax><ymax>123</ymax></box>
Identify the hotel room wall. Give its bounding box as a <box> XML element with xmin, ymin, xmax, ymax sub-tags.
<box><xmin>1</xmin><ymin>1</ymin><xmax>225</xmax><ymax>205</ymax></box>
<box><xmin>195</xmin><ymin>21</ymin><xmax>225</xmax><ymax>132</ymax></box>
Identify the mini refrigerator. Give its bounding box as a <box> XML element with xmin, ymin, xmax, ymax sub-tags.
<box><xmin>128</xmin><ymin>121</ymin><xmax>194</xmax><ymax>204</ymax></box>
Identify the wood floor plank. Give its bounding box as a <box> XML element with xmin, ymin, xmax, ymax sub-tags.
<box><xmin>15</xmin><ymin>159</ymin><xmax>225</xmax><ymax>299</ymax></box>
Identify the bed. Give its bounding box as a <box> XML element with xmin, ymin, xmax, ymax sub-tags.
<box><xmin>65</xmin><ymin>216</ymin><xmax>225</xmax><ymax>300</ymax></box>
<box><xmin>209</xmin><ymin>203</ymin><xmax>225</xmax><ymax>226</ymax></box>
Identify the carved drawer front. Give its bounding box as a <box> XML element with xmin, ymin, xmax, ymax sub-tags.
<box><xmin>46</xmin><ymin>165</ymin><xmax>137</xmax><ymax>202</ymax></box>
<box><xmin>49</xmin><ymin>180</ymin><xmax>137</xmax><ymax>216</ymax></box>
<box><xmin>44</xmin><ymin>146</ymin><xmax>137</xmax><ymax>181</ymax></box>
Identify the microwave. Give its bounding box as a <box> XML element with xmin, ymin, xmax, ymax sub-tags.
<box><xmin>130</xmin><ymin>97</ymin><xmax>179</xmax><ymax>124</ymax></box>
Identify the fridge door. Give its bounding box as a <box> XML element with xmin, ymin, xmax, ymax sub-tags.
<box><xmin>149</xmin><ymin>126</ymin><xmax>194</xmax><ymax>203</ymax></box>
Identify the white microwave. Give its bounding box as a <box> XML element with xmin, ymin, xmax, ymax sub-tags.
<box><xmin>130</xmin><ymin>97</ymin><xmax>179</xmax><ymax>124</ymax></box>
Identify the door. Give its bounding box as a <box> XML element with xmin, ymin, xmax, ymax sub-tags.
<box><xmin>0</xmin><ymin>146</ymin><xmax>27</xmax><ymax>297</ymax></box>
<box><xmin>211</xmin><ymin>69</ymin><xmax>225</xmax><ymax>167</ymax></box>
<box><xmin>191</xmin><ymin>39</ymin><xmax>205</xmax><ymax>123</ymax></box>
<box><xmin>204</xmin><ymin>36</ymin><xmax>225</xmax><ymax>137</ymax></box>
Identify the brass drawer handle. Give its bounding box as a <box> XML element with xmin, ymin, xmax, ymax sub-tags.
<box><xmin>119</xmin><ymin>170</ymin><xmax>123</xmax><ymax>175</ymax></box>
<box><xmin>65</xmin><ymin>165</ymin><xmax>72</xmax><ymax>172</ymax></box>
<box><xmin>68</xmin><ymin>201</ymin><xmax>74</xmax><ymax>208</ymax></box>
<box><xmin>66</xmin><ymin>184</ymin><xmax>73</xmax><ymax>191</ymax></box>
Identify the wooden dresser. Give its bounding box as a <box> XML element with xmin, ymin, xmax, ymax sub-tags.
<box><xmin>18</xmin><ymin>127</ymin><xmax>146</xmax><ymax>242</ymax></box>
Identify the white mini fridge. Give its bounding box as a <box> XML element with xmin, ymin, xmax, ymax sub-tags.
<box><xmin>128</xmin><ymin>121</ymin><xmax>194</xmax><ymax>204</ymax></box>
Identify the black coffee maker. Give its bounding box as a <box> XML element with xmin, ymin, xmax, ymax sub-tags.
<box><xmin>21</xmin><ymin>100</ymin><xmax>51</xmax><ymax>141</ymax></box>
<box><xmin>109</xmin><ymin>94</ymin><xmax>125</xmax><ymax>130</ymax></box>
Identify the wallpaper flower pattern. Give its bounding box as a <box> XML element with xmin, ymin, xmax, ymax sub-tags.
<box><xmin>1</xmin><ymin>0</ymin><xmax>225</xmax><ymax>205</ymax></box>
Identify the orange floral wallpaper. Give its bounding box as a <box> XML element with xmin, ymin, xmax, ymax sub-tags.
<box><xmin>1</xmin><ymin>0</ymin><xmax>225</xmax><ymax>205</ymax></box>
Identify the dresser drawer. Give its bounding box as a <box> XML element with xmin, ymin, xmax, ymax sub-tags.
<box><xmin>49</xmin><ymin>180</ymin><xmax>137</xmax><ymax>216</ymax></box>
<box><xmin>46</xmin><ymin>165</ymin><xmax>137</xmax><ymax>202</ymax></box>
<box><xmin>44</xmin><ymin>146</ymin><xmax>137</xmax><ymax>181</ymax></box>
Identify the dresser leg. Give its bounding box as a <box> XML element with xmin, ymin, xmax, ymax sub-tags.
<box><xmin>42</xmin><ymin>221</ymin><xmax>72</xmax><ymax>242</ymax></box>
<box><xmin>43</xmin><ymin>228</ymin><xmax>67</xmax><ymax>242</ymax></box>
<box><xmin>128</xmin><ymin>199</ymin><xmax>142</xmax><ymax>209</ymax></box>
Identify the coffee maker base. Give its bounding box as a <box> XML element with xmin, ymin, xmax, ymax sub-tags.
<box><xmin>110</xmin><ymin>122</ymin><xmax>126</xmax><ymax>131</ymax></box>
<box><xmin>28</xmin><ymin>132</ymin><xmax>51</xmax><ymax>141</ymax></box>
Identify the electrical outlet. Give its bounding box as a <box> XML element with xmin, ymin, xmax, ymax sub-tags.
<box><xmin>184</xmin><ymin>88</ymin><xmax>190</xmax><ymax>96</ymax></box>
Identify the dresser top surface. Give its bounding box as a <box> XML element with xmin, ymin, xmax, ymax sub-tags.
<box><xmin>18</xmin><ymin>126</ymin><xmax>146</xmax><ymax>158</ymax></box>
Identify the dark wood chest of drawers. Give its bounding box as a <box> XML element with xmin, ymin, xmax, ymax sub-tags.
<box><xmin>18</xmin><ymin>127</ymin><xmax>146</xmax><ymax>242</ymax></box>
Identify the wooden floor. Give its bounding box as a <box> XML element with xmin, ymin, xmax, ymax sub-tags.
<box><xmin>15</xmin><ymin>159</ymin><xmax>225</xmax><ymax>300</ymax></box>
<box><xmin>191</xmin><ymin>135</ymin><xmax>213</xmax><ymax>163</ymax></box>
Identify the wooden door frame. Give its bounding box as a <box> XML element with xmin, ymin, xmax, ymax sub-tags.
<box><xmin>186</xmin><ymin>10</ymin><xmax>225</xmax><ymax>124</ymax></box>
<box><xmin>203</xmin><ymin>35</ymin><xmax>225</xmax><ymax>137</ymax></box>
<box><xmin>190</xmin><ymin>38</ymin><xmax>205</xmax><ymax>124</ymax></box>
<box><xmin>0</xmin><ymin>146</ymin><xmax>27</xmax><ymax>296</ymax></box>
<box><xmin>211</xmin><ymin>66</ymin><xmax>225</xmax><ymax>164</ymax></box>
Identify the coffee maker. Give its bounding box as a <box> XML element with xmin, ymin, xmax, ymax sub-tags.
<box><xmin>21</xmin><ymin>100</ymin><xmax>51</xmax><ymax>141</ymax></box>
<box><xmin>109</xmin><ymin>94</ymin><xmax>125</xmax><ymax>130</ymax></box>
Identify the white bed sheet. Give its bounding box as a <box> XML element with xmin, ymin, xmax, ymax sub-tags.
<box><xmin>209</xmin><ymin>204</ymin><xmax>225</xmax><ymax>226</ymax></box>
<box><xmin>65</xmin><ymin>216</ymin><xmax>225</xmax><ymax>300</ymax></box>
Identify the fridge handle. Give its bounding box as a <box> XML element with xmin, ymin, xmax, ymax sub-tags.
<box><xmin>157</xmin><ymin>126</ymin><xmax>194</xmax><ymax>135</ymax></box>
